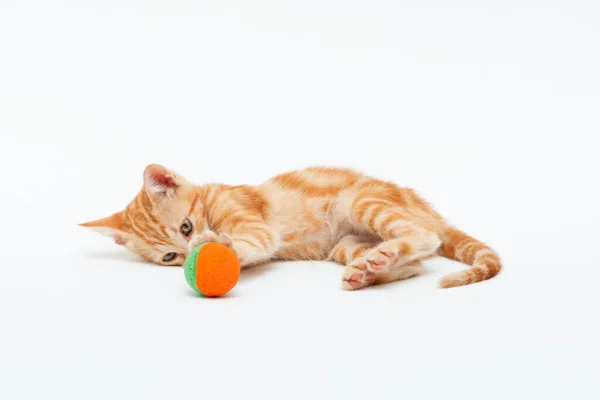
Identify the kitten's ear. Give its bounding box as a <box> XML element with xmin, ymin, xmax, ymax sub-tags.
<box><xmin>79</xmin><ymin>211</ymin><xmax>130</xmax><ymax>246</ymax></box>
<box><xmin>143</xmin><ymin>164</ymin><xmax>179</xmax><ymax>200</ymax></box>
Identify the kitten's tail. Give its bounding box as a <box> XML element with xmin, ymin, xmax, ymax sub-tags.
<box><xmin>436</xmin><ymin>227</ymin><xmax>501</xmax><ymax>288</ymax></box>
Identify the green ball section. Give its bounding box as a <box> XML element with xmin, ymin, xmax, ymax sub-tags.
<box><xmin>184</xmin><ymin>243</ymin><xmax>208</xmax><ymax>296</ymax></box>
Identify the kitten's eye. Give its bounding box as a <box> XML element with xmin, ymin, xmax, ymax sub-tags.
<box><xmin>180</xmin><ymin>218</ymin><xmax>193</xmax><ymax>236</ymax></box>
<box><xmin>163</xmin><ymin>252</ymin><xmax>177</xmax><ymax>262</ymax></box>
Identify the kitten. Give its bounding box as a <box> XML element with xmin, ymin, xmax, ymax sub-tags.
<box><xmin>80</xmin><ymin>164</ymin><xmax>501</xmax><ymax>289</ymax></box>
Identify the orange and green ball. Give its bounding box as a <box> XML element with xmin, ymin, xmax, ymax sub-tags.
<box><xmin>184</xmin><ymin>242</ymin><xmax>241</xmax><ymax>297</ymax></box>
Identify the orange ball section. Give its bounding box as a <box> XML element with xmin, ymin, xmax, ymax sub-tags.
<box><xmin>195</xmin><ymin>243</ymin><xmax>240</xmax><ymax>297</ymax></box>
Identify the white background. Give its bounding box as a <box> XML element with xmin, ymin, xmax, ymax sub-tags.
<box><xmin>1</xmin><ymin>1</ymin><xmax>599</xmax><ymax>399</ymax></box>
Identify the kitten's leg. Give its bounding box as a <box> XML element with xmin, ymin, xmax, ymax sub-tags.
<box><xmin>327</xmin><ymin>235</ymin><xmax>379</xmax><ymax>266</ymax></box>
<box><xmin>372</xmin><ymin>262</ymin><xmax>425</xmax><ymax>285</ymax></box>
<box><xmin>342</xmin><ymin>258</ymin><xmax>426</xmax><ymax>290</ymax></box>
<box><xmin>350</xmin><ymin>193</ymin><xmax>441</xmax><ymax>270</ymax></box>
<box><xmin>328</xmin><ymin>235</ymin><xmax>379</xmax><ymax>288</ymax></box>
<box><xmin>328</xmin><ymin>235</ymin><xmax>426</xmax><ymax>290</ymax></box>
<box><xmin>346</xmin><ymin>228</ymin><xmax>440</xmax><ymax>277</ymax></box>
<box><xmin>188</xmin><ymin>225</ymin><xmax>278</xmax><ymax>268</ymax></box>
<box><xmin>228</xmin><ymin>223</ymin><xmax>279</xmax><ymax>268</ymax></box>
<box><xmin>336</xmin><ymin>191</ymin><xmax>441</xmax><ymax>289</ymax></box>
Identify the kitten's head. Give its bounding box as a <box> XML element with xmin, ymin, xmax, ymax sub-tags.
<box><xmin>80</xmin><ymin>164</ymin><xmax>206</xmax><ymax>266</ymax></box>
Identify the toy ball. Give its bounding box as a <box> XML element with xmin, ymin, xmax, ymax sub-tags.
<box><xmin>184</xmin><ymin>242</ymin><xmax>240</xmax><ymax>297</ymax></box>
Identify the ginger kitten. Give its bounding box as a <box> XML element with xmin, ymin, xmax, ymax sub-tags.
<box><xmin>81</xmin><ymin>165</ymin><xmax>501</xmax><ymax>289</ymax></box>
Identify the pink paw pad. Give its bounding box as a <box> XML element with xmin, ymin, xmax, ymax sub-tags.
<box><xmin>347</xmin><ymin>273</ymin><xmax>365</xmax><ymax>287</ymax></box>
<box><xmin>343</xmin><ymin>269</ymin><xmax>374</xmax><ymax>289</ymax></box>
<box><xmin>368</xmin><ymin>259</ymin><xmax>387</xmax><ymax>271</ymax></box>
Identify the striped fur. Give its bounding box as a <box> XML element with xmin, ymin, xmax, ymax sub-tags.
<box><xmin>81</xmin><ymin>164</ymin><xmax>501</xmax><ymax>289</ymax></box>
<box><xmin>437</xmin><ymin>228</ymin><xmax>502</xmax><ymax>288</ymax></box>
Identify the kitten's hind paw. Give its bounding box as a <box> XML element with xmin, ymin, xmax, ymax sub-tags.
<box><xmin>342</xmin><ymin>265</ymin><xmax>375</xmax><ymax>290</ymax></box>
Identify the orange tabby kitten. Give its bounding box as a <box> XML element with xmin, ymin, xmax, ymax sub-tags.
<box><xmin>81</xmin><ymin>165</ymin><xmax>501</xmax><ymax>289</ymax></box>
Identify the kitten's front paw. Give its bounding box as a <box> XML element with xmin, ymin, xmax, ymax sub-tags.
<box><xmin>188</xmin><ymin>230</ymin><xmax>232</xmax><ymax>252</ymax></box>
